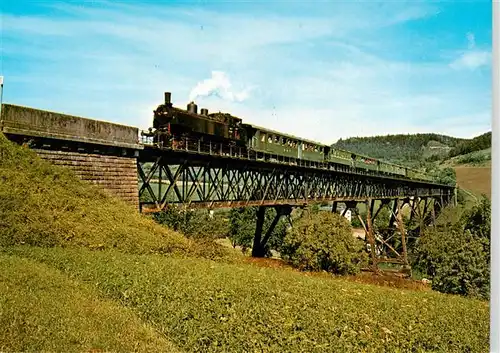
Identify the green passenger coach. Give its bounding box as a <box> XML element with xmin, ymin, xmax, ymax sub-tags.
<box><xmin>246</xmin><ymin>125</ymin><xmax>327</xmax><ymax>162</ymax></box>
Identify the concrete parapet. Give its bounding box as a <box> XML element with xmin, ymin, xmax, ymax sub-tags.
<box><xmin>1</xmin><ymin>104</ymin><xmax>142</xmax><ymax>150</ymax></box>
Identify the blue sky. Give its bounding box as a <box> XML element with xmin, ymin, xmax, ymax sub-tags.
<box><xmin>1</xmin><ymin>0</ymin><xmax>492</xmax><ymax>143</ymax></box>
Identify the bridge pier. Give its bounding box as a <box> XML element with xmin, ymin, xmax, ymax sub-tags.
<box><xmin>353</xmin><ymin>195</ymin><xmax>452</xmax><ymax>274</ymax></box>
<box><xmin>251</xmin><ymin>205</ymin><xmax>292</xmax><ymax>258</ymax></box>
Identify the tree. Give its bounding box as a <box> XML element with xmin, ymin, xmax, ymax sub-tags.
<box><xmin>228</xmin><ymin>207</ymin><xmax>288</xmax><ymax>256</ymax></box>
<box><xmin>410</xmin><ymin>197</ymin><xmax>491</xmax><ymax>299</ymax></box>
<box><xmin>460</xmin><ymin>196</ymin><xmax>491</xmax><ymax>240</ymax></box>
<box><xmin>281</xmin><ymin>211</ymin><xmax>368</xmax><ymax>275</ymax></box>
<box><xmin>228</xmin><ymin>207</ymin><xmax>256</xmax><ymax>252</ymax></box>
<box><xmin>153</xmin><ymin>207</ymin><xmax>229</xmax><ymax>240</ymax></box>
<box><xmin>424</xmin><ymin>166</ymin><xmax>456</xmax><ymax>186</ymax></box>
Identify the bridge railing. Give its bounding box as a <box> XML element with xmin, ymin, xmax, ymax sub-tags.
<box><xmin>139</xmin><ymin>133</ymin><xmax>451</xmax><ymax>188</ymax></box>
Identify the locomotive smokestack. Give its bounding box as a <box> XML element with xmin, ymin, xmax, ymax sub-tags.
<box><xmin>187</xmin><ymin>101</ymin><xmax>198</xmax><ymax>114</ymax></box>
<box><xmin>201</xmin><ymin>108</ymin><xmax>208</xmax><ymax>116</ymax></box>
<box><xmin>164</xmin><ymin>92</ymin><xmax>172</xmax><ymax>105</ymax></box>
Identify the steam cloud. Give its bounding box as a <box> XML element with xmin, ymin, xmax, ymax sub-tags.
<box><xmin>188</xmin><ymin>71</ymin><xmax>254</xmax><ymax>102</ymax></box>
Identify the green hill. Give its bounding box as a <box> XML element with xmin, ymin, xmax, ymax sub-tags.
<box><xmin>447</xmin><ymin>148</ymin><xmax>492</xmax><ymax>167</ymax></box>
<box><xmin>332</xmin><ymin>133</ymin><xmax>469</xmax><ymax>166</ymax></box>
<box><xmin>448</xmin><ymin>132</ymin><xmax>491</xmax><ymax>159</ymax></box>
<box><xmin>0</xmin><ymin>133</ymin><xmax>489</xmax><ymax>352</ymax></box>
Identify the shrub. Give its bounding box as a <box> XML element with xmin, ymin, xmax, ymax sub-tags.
<box><xmin>431</xmin><ymin>231</ymin><xmax>490</xmax><ymax>299</ymax></box>
<box><xmin>412</xmin><ymin>227</ymin><xmax>490</xmax><ymax>299</ymax></box>
<box><xmin>281</xmin><ymin>211</ymin><xmax>368</xmax><ymax>275</ymax></box>
<box><xmin>153</xmin><ymin>207</ymin><xmax>229</xmax><ymax>241</ymax></box>
<box><xmin>457</xmin><ymin>152</ymin><xmax>490</xmax><ymax>165</ymax></box>
<box><xmin>460</xmin><ymin>196</ymin><xmax>491</xmax><ymax>240</ymax></box>
<box><xmin>434</xmin><ymin>167</ymin><xmax>457</xmax><ymax>186</ymax></box>
<box><xmin>411</xmin><ymin>197</ymin><xmax>491</xmax><ymax>299</ymax></box>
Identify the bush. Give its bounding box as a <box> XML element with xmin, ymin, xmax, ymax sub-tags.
<box><xmin>457</xmin><ymin>152</ymin><xmax>490</xmax><ymax>165</ymax></box>
<box><xmin>153</xmin><ymin>207</ymin><xmax>229</xmax><ymax>241</ymax></box>
<box><xmin>460</xmin><ymin>196</ymin><xmax>491</xmax><ymax>240</ymax></box>
<box><xmin>411</xmin><ymin>197</ymin><xmax>491</xmax><ymax>299</ymax></box>
<box><xmin>433</xmin><ymin>167</ymin><xmax>456</xmax><ymax>186</ymax></box>
<box><xmin>412</xmin><ymin>227</ymin><xmax>490</xmax><ymax>299</ymax></box>
<box><xmin>281</xmin><ymin>211</ymin><xmax>368</xmax><ymax>275</ymax></box>
<box><xmin>431</xmin><ymin>231</ymin><xmax>489</xmax><ymax>299</ymax></box>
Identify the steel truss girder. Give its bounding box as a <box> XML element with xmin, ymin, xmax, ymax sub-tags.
<box><xmin>351</xmin><ymin>195</ymin><xmax>452</xmax><ymax>272</ymax></box>
<box><xmin>138</xmin><ymin>152</ymin><xmax>454</xmax><ymax>212</ymax></box>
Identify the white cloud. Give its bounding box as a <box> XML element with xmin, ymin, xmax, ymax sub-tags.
<box><xmin>449</xmin><ymin>32</ymin><xmax>491</xmax><ymax>70</ymax></box>
<box><xmin>188</xmin><ymin>71</ymin><xmax>255</xmax><ymax>103</ymax></box>
<box><xmin>450</xmin><ymin>51</ymin><xmax>491</xmax><ymax>70</ymax></box>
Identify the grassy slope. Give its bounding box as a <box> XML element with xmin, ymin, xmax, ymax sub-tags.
<box><xmin>0</xmin><ymin>254</ymin><xmax>181</xmax><ymax>352</ymax></box>
<box><xmin>0</xmin><ymin>133</ymin><xmax>230</xmax><ymax>260</ymax></box>
<box><xmin>440</xmin><ymin>147</ymin><xmax>492</xmax><ymax>198</ymax></box>
<box><xmin>454</xmin><ymin>166</ymin><xmax>491</xmax><ymax>198</ymax></box>
<box><xmin>0</xmin><ymin>133</ymin><xmax>490</xmax><ymax>352</ymax></box>
<box><xmin>5</xmin><ymin>246</ymin><xmax>490</xmax><ymax>353</ymax></box>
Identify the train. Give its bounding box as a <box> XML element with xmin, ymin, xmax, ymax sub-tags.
<box><xmin>144</xmin><ymin>92</ymin><xmax>434</xmax><ymax>182</ymax></box>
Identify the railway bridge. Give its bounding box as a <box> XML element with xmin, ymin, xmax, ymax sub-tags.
<box><xmin>0</xmin><ymin>103</ymin><xmax>455</xmax><ymax>270</ymax></box>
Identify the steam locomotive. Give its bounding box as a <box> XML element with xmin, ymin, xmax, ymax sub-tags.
<box><xmin>143</xmin><ymin>92</ymin><xmax>433</xmax><ymax>182</ymax></box>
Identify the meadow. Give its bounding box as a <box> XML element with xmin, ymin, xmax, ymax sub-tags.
<box><xmin>0</xmin><ymin>133</ymin><xmax>490</xmax><ymax>352</ymax></box>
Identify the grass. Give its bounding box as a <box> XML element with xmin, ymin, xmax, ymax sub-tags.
<box><xmin>454</xmin><ymin>166</ymin><xmax>491</xmax><ymax>198</ymax></box>
<box><xmin>0</xmin><ymin>253</ymin><xmax>181</xmax><ymax>353</ymax></box>
<box><xmin>0</xmin><ymin>133</ymin><xmax>491</xmax><ymax>352</ymax></box>
<box><xmin>448</xmin><ymin>148</ymin><xmax>491</xmax><ymax>167</ymax></box>
<box><xmin>3</xmin><ymin>246</ymin><xmax>490</xmax><ymax>353</ymax></box>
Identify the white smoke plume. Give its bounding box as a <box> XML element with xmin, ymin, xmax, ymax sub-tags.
<box><xmin>188</xmin><ymin>71</ymin><xmax>253</xmax><ymax>102</ymax></box>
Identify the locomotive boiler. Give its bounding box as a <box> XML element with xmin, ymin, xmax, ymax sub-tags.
<box><xmin>151</xmin><ymin>92</ymin><xmax>247</xmax><ymax>147</ymax></box>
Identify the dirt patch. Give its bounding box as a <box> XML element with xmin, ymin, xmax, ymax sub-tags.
<box><xmin>345</xmin><ymin>271</ymin><xmax>431</xmax><ymax>291</ymax></box>
<box><xmin>242</xmin><ymin>256</ymin><xmax>294</xmax><ymax>270</ymax></box>
<box><xmin>352</xmin><ymin>228</ymin><xmax>365</xmax><ymax>240</ymax></box>
<box><xmin>454</xmin><ymin>166</ymin><xmax>491</xmax><ymax>197</ymax></box>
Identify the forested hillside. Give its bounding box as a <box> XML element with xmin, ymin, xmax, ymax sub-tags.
<box><xmin>448</xmin><ymin>132</ymin><xmax>491</xmax><ymax>158</ymax></box>
<box><xmin>331</xmin><ymin>132</ymin><xmax>490</xmax><ymax>166</ymax></box>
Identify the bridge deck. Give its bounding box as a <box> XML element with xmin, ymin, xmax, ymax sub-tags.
<box><xmin>139</xmin><ymin>136</ymin><xmax>449</xmax><ymax>188</ymax></box>
<box><xmin>137</xmin><ymin>142</ymin><xmax>453</xmax><ymax>212</ymax></box>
